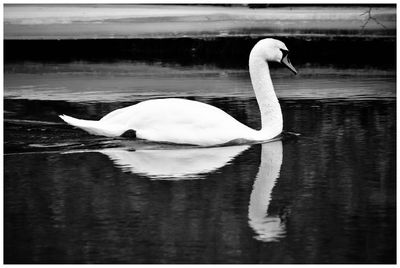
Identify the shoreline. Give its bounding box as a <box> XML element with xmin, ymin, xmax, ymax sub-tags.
<box><xmin>4</xmin><ymin>4</ymin><xmax>396</xmax><ymax>40</ymax></box>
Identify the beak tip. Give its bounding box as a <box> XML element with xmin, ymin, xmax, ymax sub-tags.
<box><xmin>288</xmin><ymin>67</ymin><xmax>298</xmax><ymax>75</ymax></box>
<box><xmin>281</xmin><ymin>55</ymin><xmax>297</xmax><ymax>76</ymax></box>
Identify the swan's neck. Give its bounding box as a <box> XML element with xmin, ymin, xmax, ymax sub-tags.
<box><xmin>249</xmin><ymin>53</ymin><xmax>283</xmax><ymax>139</ymax></box>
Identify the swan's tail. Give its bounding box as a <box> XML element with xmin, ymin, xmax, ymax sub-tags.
<box><xmin>59</xmin><ymin>114</ymin><xmax>123</xmax><ymax>137</ymax></box>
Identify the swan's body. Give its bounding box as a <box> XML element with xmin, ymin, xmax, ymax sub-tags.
<box><xmin>60</xmin><ymin>98</ymin><xmax>277</xmax><ymax>146</ymax></box>
<box><xmin>60</xmin><ymin>38</ymin><xmax>297</xmax><ymax>146</ymax></box>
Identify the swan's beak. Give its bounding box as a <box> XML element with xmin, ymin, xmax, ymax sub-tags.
<box><xmin>281</xmin><ymin>54</ymin><xmax>297</xmax><ymax>75</ymax></box>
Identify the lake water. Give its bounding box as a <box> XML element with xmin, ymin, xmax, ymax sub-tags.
<box><xmin>4</xmin><ymin>61</ymin><xmax>396</xmax><ymax>263</ymax></box>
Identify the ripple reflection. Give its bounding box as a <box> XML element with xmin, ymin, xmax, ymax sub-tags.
<box><xmin>248</xmin><ymin>141</ymin><xmax>284</xmax><ymax>242</ymax></box>
<box><xmin>100</xmin><ymin>145</ymin><xmax>251</xmax><ymax>180</ymax></box>
<box><xmin>99</xmin><ymin>140</ymin><xmax>284</xmax><ymax>242</ymax></box>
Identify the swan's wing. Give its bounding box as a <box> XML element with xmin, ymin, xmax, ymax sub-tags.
<box><xmin>100</xmin><ymin>105</ymin><xmax>133</xmax><ymax>122</ymax></box>
<box><xmin>97</xmin><ymin>98</ymin><xmax>255</xmax><ymax>145</ymax></box>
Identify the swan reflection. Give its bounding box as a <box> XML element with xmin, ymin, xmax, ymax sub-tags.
<box><xmin>100</xmin><ymin>145</ymin><xmax>250</xmax><ymax>180</ymax></box>
<box><xmin>248</xmin><ymin>140</ymin><xmax>285</xmax><ymax>242</ymax></box>
<box><xmin>100</xmin><ymin>140</ymin><xmax>284</xmax><ymax>241</ymax></box>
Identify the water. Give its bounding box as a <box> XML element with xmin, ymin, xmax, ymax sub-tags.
<box><xmin>4</xmin><ymin>61</ymin><xmax>396</xmax><ymax>263</ymax></box>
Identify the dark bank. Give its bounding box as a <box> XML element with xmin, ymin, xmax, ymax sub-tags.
<box><xmin>4</xmin><ymin>36</ymin><xmax>396</xmax><ymax>68</ymax></box>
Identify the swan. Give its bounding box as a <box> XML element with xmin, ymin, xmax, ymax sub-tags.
<box><xmin>59</xmin><ymin>38</ymin><xmax>297</xmax><ymax>146</ymax></box>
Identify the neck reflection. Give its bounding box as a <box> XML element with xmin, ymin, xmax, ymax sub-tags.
<box><xmin>248</xmin><ymin>140</ymin><xmax>284</xmax><ymax>242</ymax></box>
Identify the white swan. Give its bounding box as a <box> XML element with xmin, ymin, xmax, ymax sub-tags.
<box><xmin>59</xmin><ymin>38</ymin><xmax>297</xmax><ymax>146</ymax></box>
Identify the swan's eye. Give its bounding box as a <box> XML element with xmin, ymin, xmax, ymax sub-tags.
<box><xmin>280</xmin><ymin>49</ymin><xmax>289</xmax><ymax>58</ymax></box>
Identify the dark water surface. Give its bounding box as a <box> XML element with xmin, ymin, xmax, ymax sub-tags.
<box><xmin>4</xmin><ymin>61</ymin><xmax>396</xmax><ymax>263</ymax></box>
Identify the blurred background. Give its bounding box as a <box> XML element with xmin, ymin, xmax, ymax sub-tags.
<box><xmin>4</xmin><ymin>4</ymin><xmax>396</xmax><ymax>66</ymax></box>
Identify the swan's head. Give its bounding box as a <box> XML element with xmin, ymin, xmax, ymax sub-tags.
<box><xmin>251</xmin><ymin>38</ymin><xmax>297</xmax><ymax>75</ymax></box>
